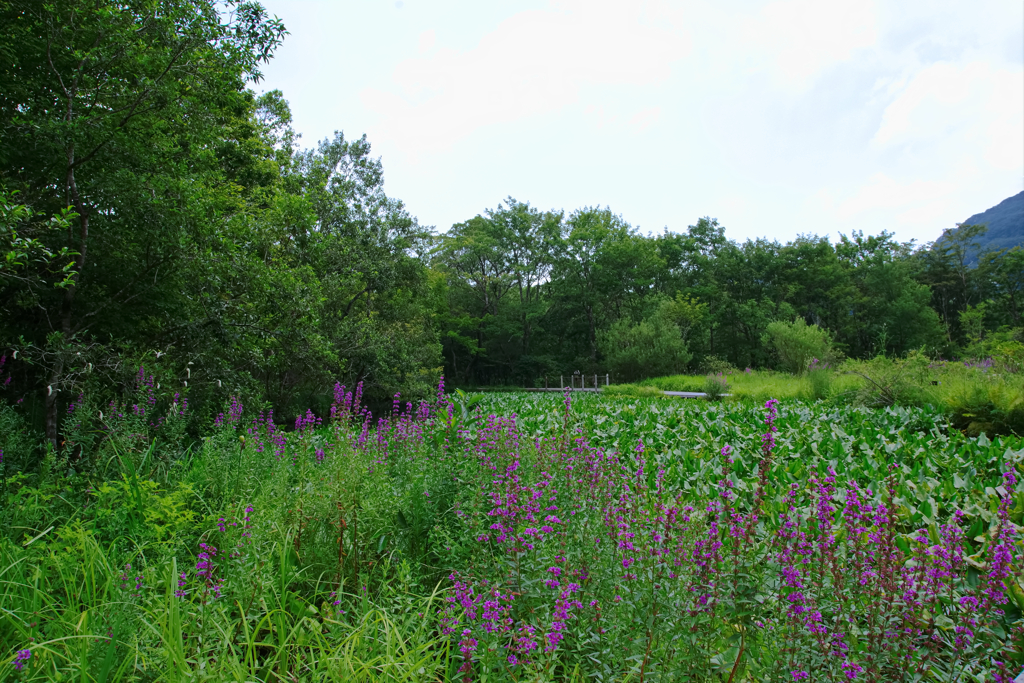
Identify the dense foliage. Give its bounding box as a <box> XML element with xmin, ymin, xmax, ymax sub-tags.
<box><xmin>1</xmin><ymin>0</ymin><xmax>1022</xmax><ymax>451</ymax></box>
<box><xmin>3</xmin><ymin>3</ymin><xmax>1023</xmax><ymax>681</ymax></box>
<box><xmin>433</xmin><ymin>209</ymin><xmax>1024</xmax><ymax>387</ymax></box>
<box><xmin>0</xmin><ymin>0</ymin><xmax>440</xmax><ymax>448</ymax></box>
<box><xmin>2</xmin><ymin>385</ymin><xmax>1023</xmax><ymax>680</ymax></box>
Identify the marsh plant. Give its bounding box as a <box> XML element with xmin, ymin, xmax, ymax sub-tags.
<box><xmin>0</xmin><ymin>377</ymin><xmax>1022</xmax><ymax>680</ymax></box>
<box><xmin>703</xmin><ymin>372</ymin><xmax>730</xmax><ymax>401</ymax></box>
<box><xmin>805</xmin><ymin>357</ymin><xmax>832</xmax><ymax>401</ymax></box>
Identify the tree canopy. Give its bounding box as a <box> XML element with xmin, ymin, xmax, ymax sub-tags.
<box><xmin>1</xmin><ymin>0</ymin><xmax>1020</xmax><ymax>447</ymax></box>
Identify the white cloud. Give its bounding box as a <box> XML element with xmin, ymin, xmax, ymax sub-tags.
<box><xmin>737</xmin><ymin>0</ymin><xmax>879</xmax><ymax>88</ymax></box>
<box><xmin>260</xmin><ymin>0</ymin><xmax>1022</xmax><ymax>245</ymax></box>
<box><xmin>628</xmin><ymin>106</ymin><xmax>662</xmax><ymax>131</ymax></box>
<box><xmin>871</xmin><ymin>61</ymin><xmax>1023</xmax><ymax>154</ymax></box>
<box><xmin>835</xmin><ymin>173</ymin><xmax>957</xmax><ymax>221</ymax></box>
<box><xmin>360</xmin><ymin>2</ymin><xmax>690</xmax><ymax>158</ymax></box>
<box><xmin>417</xmin><ymin>29</ymin><xmax>436</xmax><ymax>54</ymax></box>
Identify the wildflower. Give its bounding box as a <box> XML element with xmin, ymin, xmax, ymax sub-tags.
<box><xmin>458</xmin><ymin>628</ymin><xmax>478</xmax><ymax>660</ymax></box>
<box><xmin>14</xmin><ymin>649</ymin><xmax>31</xmax><ymax>670</ymax></box>
<box><xmin>841</xmin><ymin>661</ymin><xmax>863</xmax><ymax>680</ymax></box>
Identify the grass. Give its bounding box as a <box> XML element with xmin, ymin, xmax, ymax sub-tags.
<box><xmin>1</xmin><ymin>379</ymin><xmax>1022</xmax><ymax>680</ymax></box>
<box><xmin>635</xmin><ymin>369</ymin><xmax>864</xmax><ymax>403</ymax></box>
<box><xmin>630</xmin><ymin>360</ymin><xmax>1024</xmax><ymax>438</ymax></box>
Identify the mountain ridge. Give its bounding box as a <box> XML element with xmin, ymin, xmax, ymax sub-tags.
<box><xmin>948</xmin><ymin>190</ymin><xmax>1024</xmax><ymax>258</ymax></box>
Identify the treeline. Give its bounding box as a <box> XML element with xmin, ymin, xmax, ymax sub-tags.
<box><xmin>432</xmin><ymin>201</ymin><xmax>1023</xmax><ymax>385</ymax></box>
<box><xmin>0</xmin><ymin>0</ymin><xmax>438</xmax><ymax>443</ymax></box>
<box><xmin>1</xmin><ymin>1</ymin><xmax>1021</xmax><ymax>445</ymax></box>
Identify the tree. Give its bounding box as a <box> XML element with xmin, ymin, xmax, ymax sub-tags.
<box><xmin>550</xmin><ymin>207</ymin><xmax>629</xmax><ymax>366</ymax></box>
<box><xmin>838</xmin><ymin>231</ymin><xmax>944</xmax><ymax>356</ymax></box>
<box><xmin>598</xmin><ymin>303</ymin><xmax>691</xmax><ymax>383</ymax></box>
<box><xmin>919</xmin><ymin>224</ymin><xmax>988</xmax><ymax>343</ymax></box>
<box><xmin>0</xmin><ymin>188</ymin><xmax>77</xmax><ymax>289</ymax></box>
<box><xmin>0</xmin><ymin>0</ymin><xmax>285</xmax><ymax>443</ymax></box>
<box><xmin>434</xmin><ymin>199</ymin><xmax>562</xmax><ymax>384</ymax></box>
<box><xmin>762</xmin><ymin>318</ymin><xmax>834</xmax><ymax>374</ymax></box>
<box><xmin>978</xmin><ymin>247</ymin><xmax>1024</xmax><ymax>328</ymax></box>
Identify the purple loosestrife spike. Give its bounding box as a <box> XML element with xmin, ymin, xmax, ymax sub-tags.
<box><xmin>14</xmin><ymin>649</ymin><xmax>31</xmax><ymax>670</ymax></box>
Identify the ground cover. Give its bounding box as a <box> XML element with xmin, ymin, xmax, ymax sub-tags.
<box><xmin>1</xmin><ymin>383</ymin><xmax>1023</xmax><ymax>681</ymax></box>
<box><xmin>632</xmin><ymin>358</ymin><xmax>1024</xmax><ymax>437</ymax></box>
<box><xmin>634</xmin><ymin>369</ymin><xmax>863</xmax><ymax>403</ymax></box>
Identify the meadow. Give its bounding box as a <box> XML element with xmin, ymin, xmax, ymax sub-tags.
<box><xmin>1</xmin><ymin>377</ymin><xmax>1023</xmax><ymax>682</ymax></box>
<box><xmin>626</xmin><ymin>355</ymin><xmax>1024</xmax><ymax>438</ymax></box>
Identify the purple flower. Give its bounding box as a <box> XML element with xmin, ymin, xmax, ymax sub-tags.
<box><xmin>14</xmin><ymin>649</ymin><xmax>31</xmax><ymax>670</ymax></box>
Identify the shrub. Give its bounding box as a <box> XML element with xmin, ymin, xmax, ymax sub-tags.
<box><xmin>943</xmin><ymin>374</ymin><xmax>1024</xmax><ymax>437</ymax></box>
<box><xmin>804</xmin><ymin>358</ymin><xmax>832</xmax><ymax>401</ymax></box>
<box><xmin>0</xmin><ymin>401</ymin><xmax>39</xmax><ymax>473</ymax></box>
<box><xmin>598</xmin><ymin>308</ymin><xmax>692</xmax><ymax>383</ymax></box>
<box><xmin>843</xmin><ymin>353</ymin><xmax>937</xmax><ymax>408</ymax></box>
<box><xmin>702</xmin><ymin>373</ymin><xmax>729</xmax><ymax>401</ymax></box>
<box><xmin>763</xmin><ymin>318</ymin><xmax>834</xmax><ymax>374</ymax></box>
<box><xmin>699</xmin><ymin>354</ymin><xmax>736</xmax><ymax>375</ymax></box>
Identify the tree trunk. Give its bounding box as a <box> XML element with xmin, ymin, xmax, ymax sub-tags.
<box><xmin>587</xmin><ymin>305</ymin><xmax>597</xmax><ymax>364</ymax></box>
<box><xmin>44</xmin><ymin>362</ymin><xmax>63</xmax><ymax>449</ymax></box>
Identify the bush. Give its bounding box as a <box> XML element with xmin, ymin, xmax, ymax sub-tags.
<box><xmin>942</xmin><ymin>374</ymin><xmax>1024</xmax><ymax>437</ymax></box>
<box><xmin>843</xmin><ymin>353</ymin><xmax>938</xmax><ymax>408</ymax></box>
<box><xmin>702</xmin><ymin>373</ymin><xmax>729</xmax><ymax>401</ymax></box>
<box><xmin>0</xmin><ymin>401</ymin><xmax>40</xmax><ymax>473</ymax></box>
<box><xmin>804</xmin><ymin>358</ymin><xmax>832</xmax><ymax>401</ymax></box>
<box><xmin>699</xmin><ymin>355</ymin><xmax>736</xmax><ymax>375</ymax></box>
<box><xmin>763</xmin><ymin>318</ymin><xmax>834</xmax><ymax>374</ymax></box>
<box><xmin>598</xmin><ymin>308</ymin><xmax>692</xmax><ymax>383</ymax></box>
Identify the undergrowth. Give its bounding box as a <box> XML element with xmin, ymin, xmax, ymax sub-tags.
<box><xmin>1</xmin><ymin>376</ymin><xmax>1022</xmax><ymax>681</ymax></box>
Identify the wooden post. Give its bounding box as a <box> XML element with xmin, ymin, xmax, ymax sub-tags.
<box><xmin>594</xmin><ymin>374</ymin><xmax>597</xmax><ymax>390</ymax></box>
<box><xmin>560</xmin><ymin>375</ymin><xmax>563</xmax><ymax>389</ymax></box>
<box><xmin>606</xmin><ymin>373</ymin><xmax>609</xmax><ymax>386</ymax></box>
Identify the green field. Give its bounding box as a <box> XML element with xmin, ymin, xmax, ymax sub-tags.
<box><xmin>2</xmin><ymin>386</ymin><xmax>1023</xmax><ymax>681</ymax></box>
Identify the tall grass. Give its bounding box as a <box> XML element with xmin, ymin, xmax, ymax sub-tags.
<box><xmin>1</xmin><ymin>379</ymin><xmax>1022</xmax><ymax>680</ymax></box>
<box><xmin>638</xmin><ymin>359</ymin><xmax>1024</xmax><ymax>438</ymax></box>
<box><xmin>638</xmin><ymin>369</ymin><xmax>863</xmax><ymax>403</ymax></box>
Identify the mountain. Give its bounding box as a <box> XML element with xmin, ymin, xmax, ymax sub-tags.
<box><xmin>953</xmin><ymin>191</ymin><xmax>1024</xmax><ymax>259</ymax></box>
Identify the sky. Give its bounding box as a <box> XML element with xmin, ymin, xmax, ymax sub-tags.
<box><xmin>255</xmin><ymin>0</ymin><xmax>1024</xmax><ymax>246</ymax></box>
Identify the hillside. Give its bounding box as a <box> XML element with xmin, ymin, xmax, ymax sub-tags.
<box><xmin>953</xmin><ymin>190</ymin><xmax>1024</xmax><ymax>259</ymax></box>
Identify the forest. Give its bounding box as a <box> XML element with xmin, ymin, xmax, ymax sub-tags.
<box><xmin>2</xmin><ymin>3</ymin><xmax>1024</xmax><ymax>681</ymax></box>
<box><xmin>1</xmin><ymin>0</ymin><xmax>1022</xmax><ymax>441</ymax></box>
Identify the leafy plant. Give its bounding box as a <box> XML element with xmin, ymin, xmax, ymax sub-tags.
<box><xmin>844</xmin><ymin>353</ymin><xmax>937</xmax><ymax>408</ymax></box>
<box><xmin>598</xmin><ymin>306</ymin><xmax>692</xmax><ymax>383</ymax></box>
<box><xmin>703</xmin><ymin>372</ymin><xmax>729</xmax><ymax>401</ymax></box>
<box><xmin>763</xmin><ymin>318</ymin><xmax>835</xmax><ymax>374</ymax></box>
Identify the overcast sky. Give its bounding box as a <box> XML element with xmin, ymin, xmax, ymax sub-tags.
<box><xmin>256</xmin><ymin>0</ymin><xmax>1024</xmax><ymax>246</ymax></box>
